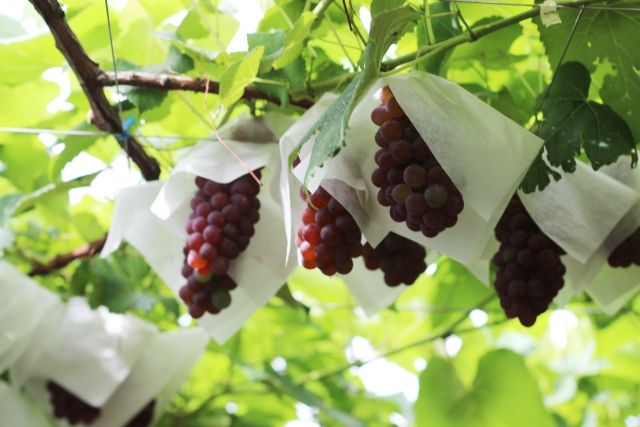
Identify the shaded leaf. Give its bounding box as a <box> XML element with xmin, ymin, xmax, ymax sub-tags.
<box><xmin>220</xmin><ymin>47</ymin><xmax>265</xmax><ymax>108</ymax></box>
<box><xmin>540</xmin><ymin>62</ymin><xmax>636</xmax><ymax>172</ymax></box>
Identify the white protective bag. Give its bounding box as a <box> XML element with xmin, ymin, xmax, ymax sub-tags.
<box><xmin>0</xmin><ymin>382</ymin><xmax>53</xmax><ymax>427</ymax></box>
<box><xmin>0</xmin><ymin>261</ymin><xmax>61</xmax><ymax>374</ymax></box>
<box><xmin>11</xmin><ymin>297</ymin><xmax>156</xmax><ymax>408</ymax></box>
<box><xmin>21</xmin><ymin>327</ymin><xmax>208</xmax><ymax>427</ymax></box>
<box><xmin>105</xmin><ymin>115</ymin><xmax>297</xmax><ymax>343</ymax></box>
<box><xmin>517</xmin><ymin>161</ymin><xmax>639</xmax><ymax>305</ymax></box>
<box><xmin>579</xmin><ymin>157</ymin><xmax>640</xmax><ymax>313</ymax></box>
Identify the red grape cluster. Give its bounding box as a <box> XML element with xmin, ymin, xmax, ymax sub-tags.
<box><xmin>296</xmin><ymin>186</ymin><xmax>363</xmax><ymax>275</ymax></box>
<box><xmin>493</xmin><ymin>196</ymin><xmax>566</xmax><ymax>327</ymax></box>
<box><xmin>125</xmin><ymin>400</ymin><xmax>155</xmax><ymax>427</ymax></box>
<box><xmin>179</xmin><ymin>172</ymin><xmax>261</xmax><ymax>318</ymax></box>
<box><xmin>370</xmin><ymin>86</ymin><xmax>464</xmax><ymax>238</ymax></box>
<box><xmin>46</xmin><ymin>381</ymin><xmax>101</xmax><ymax>425</ymax></box>
<box><xmin>608</xmin><ymin>228</ymin><xmax>640</xmax><ymax>268</ymax></box>
<box><xmin>362</xmin><ymin>232</ymin><xmax>427</xmax><ymax>287</ymax></box>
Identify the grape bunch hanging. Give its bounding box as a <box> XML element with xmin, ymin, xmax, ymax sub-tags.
<box><xmin>362</xmin><ymin>232</ymin><xmax>427</xmax><ymax>287</ymax></box>
<box><xmin>492</xmin><ymin>197</ymin><xmax>566</xmax><ymax>326</ymax></box>
<box><xmin>179</xmin><ymin>172</ymin><xmax>262</xmax><ymax>318</ymax></box>
<box><xmin>371</xmin><ymin>86</ymin><xmax>464</xmax><ymax>237</ymax></box>
<box><xmin>47</xmin><ymin>381</ymin><xmax>101</xmax><ymax>425</ymax></box>
<box><xmin>296</xmin><ymin>186</ymin><xmax>363</xmax><ymax>275</ymax></box>
<box><xmin>607</xmin><ymin>228</ymin><xmax>640</xmax><ymax>268</ymax></box>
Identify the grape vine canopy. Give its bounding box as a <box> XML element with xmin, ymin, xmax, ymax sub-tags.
<box><xmin>1</xmin><ymin>0</ymin><xmax>640</xmax><ymax>426</ymax></box>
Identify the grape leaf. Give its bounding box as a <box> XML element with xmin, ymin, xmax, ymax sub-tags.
<box><xmin>220</xmin><ymin>46</ymin><xmax>265</xmax><ymax>108</ymax></box>
<box><xmin>273</xmin><ymin>11</ymin><xmax>315</xmax><ymax>69</ymax></box>
<box><xmin>519</xmin><ymin>149</ymin><xmax>561</xmax><ymax>193</ymax></box>
<box><xmin>290</xmin><ymin>74</ymin><xmax>363</xmax><ymax>173</ymax></box>
<box><xmin>248</xmin><ymin>31</ymin><xmax>286</xmax><ymax>66</ymax></box>
<box><xmin>164</xmin><ymin>45</ymin><xmax>195</xmax><ymax>73</ymax></box>
<box><xmin>0</xmin><ymin>172</ymin><xmax>98</xmax><ymax>225</ymax></box>
<box><xmin>536</xmin><ymin>8</ymin><xmax>640</xmax><ymax>143</ymax></box>
<box><xmin>126</xmin><ymin>88</ymin><xmax>168</xmax><ymax>114</ymax></box>
<box><xmin>370</xmin><ymin>0</ymin><xmax>405</xmax><ymax>15</ymax></box>
<box><xmin>417</xmin><ymin>2</ymin><xmax>462</xmax><ymax>74</ymax></box>
<box><xmin>540</xmin><ymin>62</ymin><xmax>636</xmax><ymax>172</ymax></box>
<box><xmin>415</xmin><ymin>350</ymin><xmax>555</xmax><ymax>427</ymax></box>
<box><xmin>448</xmin><ymin>16</ymin><xmax>523</xmax><ymax>69</ymax></box>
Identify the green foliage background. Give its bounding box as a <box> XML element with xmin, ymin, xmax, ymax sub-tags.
<box><xmin>1</xmin><ymin>0</ymin><xmax>640</xmax><ymax>426</ymax></box>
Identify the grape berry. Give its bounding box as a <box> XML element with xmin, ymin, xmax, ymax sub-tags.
<box><xmin>492</xmin><ymin>197</ymin><xmax>566</xmax><ymax>327</ymax></box>
<box><xmin>179</xmin><ymin>172</ymin><xmax>261</xmax><ymax>318</ymax></box>
<box><xmin>371</xmin><ymin>86</ymin><xmax>464</xmax><ymax>238</ymax></box>
<box><xmin>47</xmin><ymin>381</ymin><xmax>101</xmax><ymax>425</ymax></box>
<box><xmin>296</xmin><ymin>186</ymin><xmax>363</xmax><ymax>275</ymax></box>
<box><xmin>607</xmin><ymin>228</ymin><xmax>640</xmax><ymax>268</ymax></box>
<box><xmin>362</xmin><ymin>232</ymin><xmax>427</xmax><ymax>287</ymax></box>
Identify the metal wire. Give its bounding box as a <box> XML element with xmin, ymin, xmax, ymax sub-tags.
<box><xmin>0</xmin><ymin>126</ymin><xmax>241</xmax><ymax>147</ymax></box>
<box><xmin>441</xmin><ymin>0</ymin><xmax>640</xmax><ymax>11</ymax></box>
<box><xmin>103</xmin><ymin>0</ymin><xmax>123</xmax><ymax>119</ymax></box>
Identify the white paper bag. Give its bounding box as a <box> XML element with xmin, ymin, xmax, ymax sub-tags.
<box><xmin>12</xmin><ymin>297</ymin><xmax>156</xmax><ymax>407</ymax></box>
<box><xmin>469</xmin><ymin>160</ymin><xmax>640</xmax><ymax>308</ymax></box>
<box><xmin>0</xmin><ymin>382</ymin><xmax>53</xmax><ymax>427</ymax></box>
<box><xmin>580</xmin><ymin>158</ymin><xmax>640</xmax><ymax>313</ymax></box>
<box><xmin>102</xmin><ymin>181</ymin><xmax>185</xmax><ymax>289</ymax></box>
<box><xmin>91</xmin><ymin>328</ymin><xmax>208</xmax><ymax>427</ymax></box>
<box><xmin>106</xmin><ymin>115</ymin><xmax>296</xmax><ymax>343</ymax></box>
<box><xmin>0</xmin><ymin>261</ymin><xmax>61</xmax><ymax>374</ymax></box>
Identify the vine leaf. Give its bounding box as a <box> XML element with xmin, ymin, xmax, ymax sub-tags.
<box><xmin>536</xmin><ymin>8</ymin><xmax>640</xmax><ymax>144</ymax></box>
<box><xmin>273</xmin><ymin>11</ymin><xmax>315</xmax><ymax>69</ymax></box>
<box><xmin>416</xmin><ymin>1</ymin><xmax>462</xmax><ymax>74</ymax></box>
<box><xmin>220</xmin><ymin>46</ymin><xmax>264</xmax><ymax>108</ymax></box>
<box><xmin>0</xmin><ymin>172</ymin><xmax>99</xmax><ymax>225</ymax></box>
<box><xmin>541</xmin><ymin>62</ymin><xmax>636</xmax><ymax>172</ymax></box>
<box><xmin>415</xmin><ymin>350</ymin><xmax>556</xmax><ymax>427</ymax></box>
<box><xmin>519</xmin><ymin>149</ymin><xmax>560</xmax><ymax>193</ymax></box>
<box><xmin>292</xmin><ymin>5</ymin><xmax>419</xmax><ymax>182</ymax></box>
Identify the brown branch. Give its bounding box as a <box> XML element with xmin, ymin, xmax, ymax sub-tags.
<box><xmin>97</xmin><ymin>70</ymin><xmax>315</xmax><ymax>110</ymax></box>
<box><xmin>29</xmin><ymin>236</ymin><xmax>106</xmax><ymax>277</ymax></box>
<box><xmin>27</xmin><ymin>0</ymin><xmax>160</xmax><ymax>181</ymax></box>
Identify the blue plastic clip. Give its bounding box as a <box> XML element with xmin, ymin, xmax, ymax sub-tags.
<box><xmin>115</xmin><ymin>116</ymin><xmax>136</xmax><ymax>142</ymax></box>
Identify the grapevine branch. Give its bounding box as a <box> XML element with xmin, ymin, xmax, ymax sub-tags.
<box><xmin>97</xmin><ymin>71</ymin><xmax>314</xmax><ymax>109</ymax></box>
<box><xmin>27</xmin><ymin>0</ymin><xmax>161</xmax><ymax>181</ymax></box>
<box><xmin>28</xmin><ymin>236</ymin><xmax>107</xmax><ymax>277</ymax></box>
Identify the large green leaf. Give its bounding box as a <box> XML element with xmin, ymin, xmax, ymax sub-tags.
<box><xmin>540</xmin><ymin>62</ymin><xmax>636</xmax><ymax>172</ymax></box>
<box><xmin>415</xmin><ymin>350</ymin><xmax>556</xmax><ymax>427</ymax></box>
<box><xmin>536</xmin><ymin>8</ymin><xmax>640</xmax><ymax>143</ymax></box>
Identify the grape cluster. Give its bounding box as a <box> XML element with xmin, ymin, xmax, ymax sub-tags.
<box><xmin>608</xmin><ymin>228</ymin><xmax>640</xmax><ymax>268</ymax></box>
<box><xmin>179</xmin><ymin>172</ymin><xmax>261</xmax><ymax>318</ymax></box>
<box><xmin>493</xmin><ymin>197</ymin><xmax>566</xmax><ymax>327</ymax></box>
<box><xmin>362</xmin><ymin>232</ymin><xmax>427</xmax><ymax>287</ymax></box>
<box><xmin>296</xmin><ymin>186</ymin><xmax>363</xmax><ymax>275</ymax></box>
<box><xmin>46</xmin><ymin>381</ymin><xmax>101</xmax><ymax>425</ymax></box>
<box><xmin>371</xmin><ymin>86</ymin><xmax>464</xmax><ymax>238</ymax></box>
<box><xmin>125</xmin><ymin>400</ymin><xmax>156</xmax><ymax>427</ymax></box>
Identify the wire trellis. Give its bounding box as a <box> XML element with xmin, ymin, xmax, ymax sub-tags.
<box><xmin>442</xmin><ymin>0</ymin><xmax>640</xmax><ymax>12</ymax></box>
